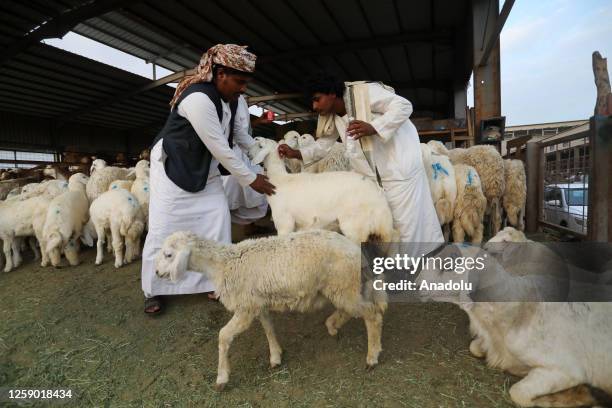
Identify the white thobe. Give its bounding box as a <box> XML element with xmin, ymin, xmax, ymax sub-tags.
<box><xmin>222</xmin><ymin>145</ymin><xmax>268</xmax><ymax>225</ymax></box>
<box><xmin>141</xmin><ymin>93</ymin><xmax>256</xmax><ymax>297</ymax></box>
<box><xmin>300</xmin><ymin>83</ymin><xmax>444</xmax><ymax>255</ymax></box>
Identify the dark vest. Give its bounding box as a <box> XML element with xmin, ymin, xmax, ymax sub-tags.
<box><xmin>153</xmin><ymin>82</ymin><xmax>238</xmax><ymax>193</ymax></box>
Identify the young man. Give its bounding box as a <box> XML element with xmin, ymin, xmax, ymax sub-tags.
<box><xmin>142</xmin><ymin>44</ymin><xmax>275</xmax><ymax>314</ymax></box>
<box><xmin>278</xmin><ymin>72</ymin><xmax>443</xmax><ymax>253</ymax></box>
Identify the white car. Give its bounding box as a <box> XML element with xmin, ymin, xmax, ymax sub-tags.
<box><xmin>543</xmin><ymin>183</ymin><xmax>588</xmax><ymax>234</ymax></box>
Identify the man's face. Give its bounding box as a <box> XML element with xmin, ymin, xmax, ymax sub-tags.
<box><xmin>216</xmin><ymin>70</ymin><xmax>252</xmax><ymax>102</ymax></box>
<box><xmin>311</xmin><ymin>92</ymin><xmax>337</xmax><ymax>115</ymax></box>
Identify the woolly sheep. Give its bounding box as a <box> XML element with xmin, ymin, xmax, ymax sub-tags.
<box><xmin>0</xmin><ymin>194</ymin><xmax>49</xmax><ymax>271</ymax></box>
<box><xmin>130</xmin><ymin>160</ymin><xmax>150</xmax><ymax>226</ymax></box>
<box><xmin>420</xmin><ymin>143</ymin><xmax>457</xmax><ymax>240</ymax></box>
<box><xmin>86</xmin><ymin>159</ymin><xmax>135</xmax><ymax>202</ymax></box>
<box><xmin>89</xmin><ymin>189</ymin><xmax>145</xmax><ymax>268</ymax></box>
<box><xmin>20</xmin><ymin>179</ymin><xmax>69</xmax><ymax>200</ymax></box>
<box><xmin>418</xmin><ymin>232</ymin><xmax>612</xmax><ymax>408</ymax></box>
<box><xmin>502</xmin><ymin>159</ymin><xmax>526</xmax><ymax>231</ymax></box>
<box><xmin>248</xmin><ymin>137</ymin><xmax>395</xmax><ymax>244</ymax></box>
<box><xmin>42</xmin><ymin>173</ymin><xmax>90</xmax><ymax>267</ymax></box>
<box><xmin>155</xmin><ymin>229</ymin><xmax>387</xmax><ymax>389</ymax></box>
<box><xmin>429</xmin><ymin>141</ymin><xmax>505</xmax><ymax>236</ymax></box>
<box><xmin>108</xmin><ymin>180</ymin><xmax>134</xmax><ymax>191</ymax></box>
<box><xmin>452</xmin><ymin>164</ymin><xmax>487</xmax><ymax>244</ymax></box>
<box><xmin>299</xmin><ymin>134</ymin><xmax>351</xmax><ymax>173</ymax></box>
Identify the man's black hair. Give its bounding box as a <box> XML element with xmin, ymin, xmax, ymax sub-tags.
<box><xmin>304</xmin><ymin>71</ymin><xmax>345</xmax><ymax>99</ymax></box>
<box><xmin>212</xmin><ymin>64</ymin><xmax>254</xmax><ymax>78</ymax></box>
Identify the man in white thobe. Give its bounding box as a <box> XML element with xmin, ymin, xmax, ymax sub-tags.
<box><xmin>142</xmin><ymin>44</ymin><xmax>275</xmax><ymax>314</ymax></box>
<box><xmin>278</xmin><ymin>72</ymin><xmax>443</xmax><ymax>255</ymax></box>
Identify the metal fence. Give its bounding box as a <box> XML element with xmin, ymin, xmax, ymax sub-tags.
<box><xmin>526</xmin><ymin>126</ymin><xmax>592</xmax><ymax>239</ymax></box>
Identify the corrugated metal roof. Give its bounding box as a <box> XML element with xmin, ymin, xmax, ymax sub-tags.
<box><xmin>70</xmin><ymin>0</ymin><xmax>473</xmax><ymax>118</ymax></box>
<box><xmin>0</xmin><ymin>42</ymin><xmax>175</xmax><ymax>131</ymax></box>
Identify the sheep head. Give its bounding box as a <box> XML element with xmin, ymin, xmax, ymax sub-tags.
<box><xmin>68</xmin><ymin>172</ymin><xmax>89</xmax><ymax>191</ymax></box>
<box><xmin>283</xmin><ymin>130</ymin><xmax>300</xmax><ymax>149</ymax></box>
<box><xmin>90</xmin><ymin>159</ymin><xmax>107</xmax><ymax>175</ymax></box>
<box><xmin>298</xmin><ymin>133</ymin><xmax>315</xmax><ymax>147</ymax></box>
<box><xmin>155</xmin><ymin>231</ymin><xmax>199</xmax><ymax>282</ymax></box>
<box><xmin>248</xmin><ymin>137</ymin><xmax>277</xmax><ymax>165</ymax></box>
<box><xmin>135</xmin><ymin>160</ymin><xmax>150</xmax><ymax>179</ymax></box>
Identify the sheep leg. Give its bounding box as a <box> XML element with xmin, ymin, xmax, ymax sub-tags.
<box><xmin>472</xmin><ymin>224</ymin><xmax>484</xmax><ymax>244</ymax></box>
<box><xmin>518</xmin><ymin>206</ymin><xmax>525</xmax><ymax>231</ymax></box>
<box><xmin>362</xmin><ymin>308</ymin><xmax>384</xmax><ymax>369</ymax></box>
<box><xmin>258</xmin><ymin>311</ymin><xmax>282</xmax><ymax>368</ymax></box>
<box><xmin>469</xmin><ymin>337</ymin><xmax>486</xmax><ymax>358</ymax></box>
<box><xmin>509</xmin><ymin>368</ymin><xmax>582</xmax><ymax>407</ymax></box>
<box><xmin>3</xmin><ymin>238</ymin><xmax>13</xmax><ymax>272</ymax></box>
<box><xmin>452</xmin><ymin>221</ymin><xmax>465</xmax><ymax>243</ymax></box>
<box><xmin>11</xmin><ymin>239</ymin><xmax>22</xmax><ymax>269</ymax></box>
<box><xmin>94</xmin><ymin>225</ymin><xmax>105</xmax><ymax>265</ymax></box>
<box><xmin>110</xmin><ymin>223</ymin><xmax>124</xmax><ymax>268</ymax></box>
<box><xmin>442</xmin><ymin>223</ymin><xmax>451</xmax><ymax>242</ymax></box>
<box><xmin>325</xmin><ymin>309</ymin><xmax>351</xmax><ymax>336</ymax></box>
<box><xmin>28</xmin><ymin>237</ymin><xmax>40</xmax><ymax>260</ymax></box>
<box><xmin>106</xmin><ymin>231</ymin><xmax>113</xmax><ymax>253</ymax></box>
<box><xmin>39</xmin><ymin>237</ymin><xmax>49</xmax><ymax>267</ymax></box>
<box><xmin>216</xmin><ymin>310</ymin><xmax>256</xmax><ymax>390</ymax></box>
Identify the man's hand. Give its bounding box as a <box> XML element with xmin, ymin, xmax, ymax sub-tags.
<box><xmin>277</xmin><ymin>144</ymin><xmax>302</xmax><ymax>160</ymax></box>
<box><xmin>347</xmin><ymin>120</ymin><xmax>377</xmax><ymax>140</ymax></box>
<box><xmin>250</xmin><ymin>174</ymin><xmax>276</xmax><ymax>195</ymax></box>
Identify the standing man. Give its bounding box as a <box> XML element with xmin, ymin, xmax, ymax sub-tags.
<box><xmin>142</xmin><ymin>44</ymin><xmax>275</xmax><ymax>314</ymax></box>
<box><xmin>278</xmin><ymin>71</ymin><xmax>443</xmax><ymax>252</ymax></box>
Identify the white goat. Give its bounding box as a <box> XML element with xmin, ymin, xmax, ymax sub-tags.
<box><xmin>155</xmin><ymin>229</ymin><xmax>387</xmax><ymax>390</ymax></box>
<box><xmin>248</xmin><ymin>137</ymin><xmax>395</xmax><ymax>243</ymax></box>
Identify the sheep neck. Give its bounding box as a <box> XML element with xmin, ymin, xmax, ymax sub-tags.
<box><xmin>188</xmin><ymin>240</ymin><xmax>236</xmax><ymax>284</ymax></box>
<box><xmin>263</xmin><ymin>148</ymin><xmax>288</xmax><ymax>176</ymax></box>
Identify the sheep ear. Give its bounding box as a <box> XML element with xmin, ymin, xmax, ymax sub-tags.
<box><xmin>251</xmin><ymin>149</ymin><xmax>269</xmax><ymax>165</ymax></box>
<box><xmin>171</xmin><ymin>248</ymin><xmax>191</xmax><ymax>282</ymax></box>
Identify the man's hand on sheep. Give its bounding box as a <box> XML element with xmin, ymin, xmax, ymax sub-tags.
<box><xmin>277</xmin><ymin>144</ymin><xmax>302</xmax><ymax>160</ymax></box>
<box><xmin>347</xmin><ymin>120</ymin><xmax>376</xmax><ymax>140</ymax></box>
<box><xmin>250</xmin><ymin>174</ymin><xmax>276</xmax><ymax>195</ymax></box>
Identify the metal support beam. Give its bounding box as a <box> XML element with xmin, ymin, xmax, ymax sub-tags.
<box><xmin>472</xmin><ymin>0</ymin><xmax>502</xmax><ymax>141</ymax></box>
<box><xmin>0</xmin><ymin>0</ymin><xmax>141</xmax><ymax>65</ymax></box>
<box><xmin>258</xmin><ymin>29</ymin><xmax>453</xmax><ymax>64</ymax></box>
<box><xmin>478</xmin><ymin>0</ymin><xmax>515</xmax><ymax>67</ymax></box>
<box><xmin>247</xmin><ymin>93</ymin><xmax>303</xmax><ymax>105</ymax></box>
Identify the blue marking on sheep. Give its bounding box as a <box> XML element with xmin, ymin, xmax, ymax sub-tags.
<box><xmin>467</xmin><ymin>170</ymin><xmax>474</xmax><ymax>186</ymax></box>
<box><xmin>112</xmin><ymin>185</ymin><xmax>117</xmax><ymax>189</ymax></box>
<box><xmin>431</xmin><ymin>163</ymin><xmax>449</xmax><ymax>180</ymax></box>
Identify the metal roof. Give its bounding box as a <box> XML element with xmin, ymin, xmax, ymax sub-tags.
<box><xmin>0</xmin><ymin>42</ymin><xmax>175</xmax><ymax>131</ymax></box>
<box><xmin>71</xmin><ymin>0</ymin><xmax>473</xmax><ymax>118</ymax></box>
<box><xmin>0</xmin><ymin>0</ymin><xmax>478</xmax><ymax>136</ymax></box>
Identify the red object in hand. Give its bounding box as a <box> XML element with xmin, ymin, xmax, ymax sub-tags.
<box><xmin>265</xmin><ymin>110</ymin><xmax>275</xmax><ymax>121</ymax></box>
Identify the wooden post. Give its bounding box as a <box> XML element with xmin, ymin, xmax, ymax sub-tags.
<box><xmin>589</xmin><ymin>116</ymin><xmax>612</xmax><ymax>241</ymax></box>
<box><xmin>525</xmin><ymin>141</ymin><xmax>540</xmax><ymax>233</ymax></box>
<box><xmin>593</xmin><ymin>51</ymin><xmax>612</xmax><ymax>116</ymax></box>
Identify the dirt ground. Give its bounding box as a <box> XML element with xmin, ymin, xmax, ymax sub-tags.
<box><xmin>1</xmin><ymin>247</ymin><xmax>517</xmax><ymax>408</ymax></box>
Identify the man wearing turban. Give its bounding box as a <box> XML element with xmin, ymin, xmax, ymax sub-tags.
<box><xmin>142</xmin><ymin>44</ymin><xmax>275</xmax><ymax>314</ymax></box>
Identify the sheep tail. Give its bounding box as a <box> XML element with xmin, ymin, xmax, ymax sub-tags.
<box><xmin>127</xmin><ymin>219</ymin><xmax>145</xmax><ymax>241</ymax></box>
<box><xmin>119</xmin><ymin>213</ymin><xmax>132</xmax><ymax>236</ymax></box>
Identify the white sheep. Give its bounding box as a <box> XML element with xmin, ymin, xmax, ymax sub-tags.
<box><xmin>108</xmin><ymin>180</ymin><xmax>134</xmax><ymax>191</ymax></box>
<box><xmin>89</xmin><ymin>189</ymin><xmax>145</xmax><ymax>268</ymax></box>
<box><xmin>86</xmin><ymin>159</ymin><xmax>134</xmax><ymax>202</ymax></box>
<box><xmin>248</xmin><ymin>137</ymin><xmax>395</xmax><ymax>244</ymax></box>
<box><xmin>155</xmin><ymin>229</ymin><xmax>387</xmax><ymax>390</ymax></box>
<box><xmin>299</xmin><ymin>134</ymin><xmax>351</xmax><ymax>173</ymax></box>
<box><xmin>418</xmin><ymin>232</ymin><xmax>612</xmax><ymax>407</ymax></box>
<box><xmin>452</xmin><ymin>164</ymin><xmax>487</xmax><ymax>244</ymax></box>
<box><xmin>129</xmin><ymin>160</ymin><xmax>150</xmax><ymax>226</ymax></box>
<box><xmin>42</xmin><ymin>173</ymin><xmax>90</xmax><ymax>267</ymax></box>
<box><xmin>20</xmin><ymin>179</ymin><xmax>69</xmax><ymax>200</ymax></box>
<box><xmin>420</xmin><ymin>143</ymin><xmax>457</xmax><ymax>240</ymax></box>
<box><xmin>0</xmin><ymin>195</ymin><xmax>49</xmax><ymax>271</ymax></box>
<box><xmin>429</xmin><ymin>141</ymin><xmax>505</xmax><ymax>236</ymax></box>
<box><xmin>281</xmin><ymin>130</ymin><xmax>303</xmax><ymax>173</ymax></box>
<box><xmin>502</xmin><ymin>159</ymin><xmax>527</xmax><ymax>231</ymax></box>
